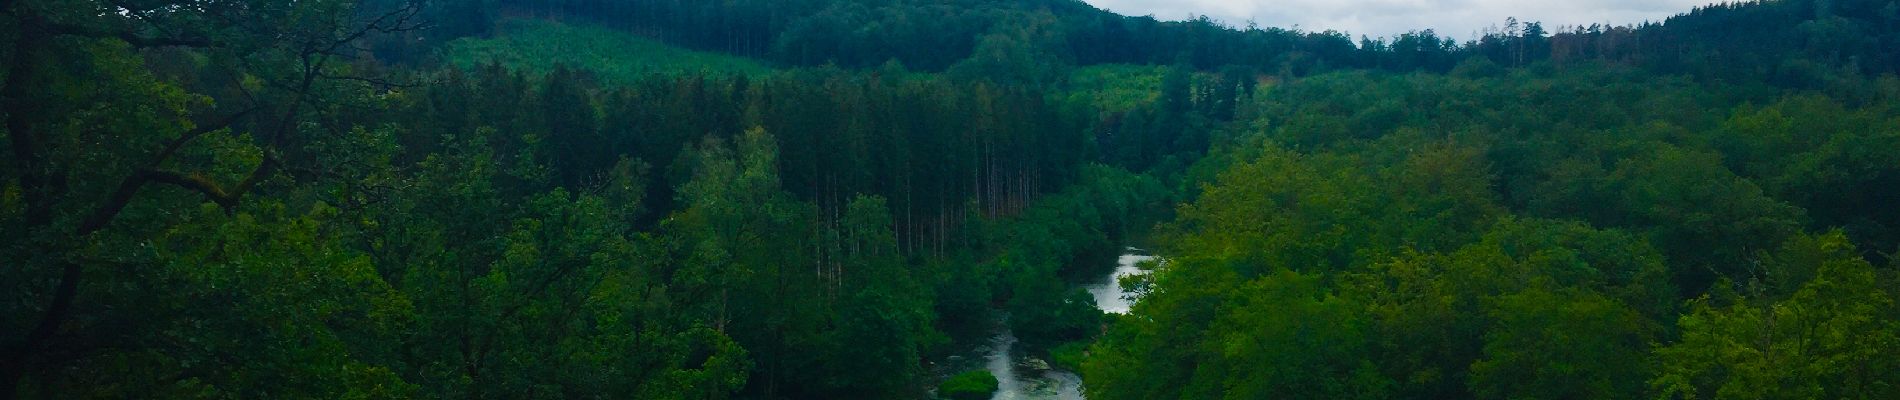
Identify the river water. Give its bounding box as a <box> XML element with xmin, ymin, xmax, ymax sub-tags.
<box><xmin>978</xmin><ymin>322</ymin><xmax>1085</xmax><ymax>400</ymax></box>
<box><xmin>950</xmin><ymin>248</ymin><xmax>1154</xmax><ymax>400</ymax></box>
<box><xmin>1084</xmin><ymin>251</ymin><xmax>1156</xmax><ymax>315</ymax></box>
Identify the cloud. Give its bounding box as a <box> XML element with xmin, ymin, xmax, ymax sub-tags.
<box><xmin>1082</xmin><ymin>0</ymin><xmax>1719</xmax><ymax>40</ymax></box>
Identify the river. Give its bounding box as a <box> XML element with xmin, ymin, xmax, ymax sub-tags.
<box><xmin>949</xmin><ymin>248</ymin><xmax>1155</xmax><ymax>400</ymax></box>
<box><xmin>1084</xmin><ymin>251</ymin><xmax>1157</xmax><ymax>315</ymax></box>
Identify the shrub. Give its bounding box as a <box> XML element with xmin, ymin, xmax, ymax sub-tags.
<box><xmin>940</xmin><ymin>370</ymin><xmax>999</xmax><ymax>400</ymax></box>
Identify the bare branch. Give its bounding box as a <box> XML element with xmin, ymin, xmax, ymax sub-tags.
<box><xmin>321</xmin><ymin>2</ymin><xmax>424</xmax><ymax>56</ymax></box>
<box><xmin>106</xmin><ymin>0</ymin><xmax>193</xmax><ymax>43</ymax></box>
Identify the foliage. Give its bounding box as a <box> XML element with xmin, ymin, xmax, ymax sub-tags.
<box><xmin>446</xmin><ymin>0</ymin><xmax>1900</xmax><ymax>86</ymax></box>
<box><xmin>1084</xmin><ymin>55</ymin><xmax>1900</xmax><ymax>400</ymax></box>
<box><xmin>1061</xmin><ymin>64</ymin><xmax>1170</xmax><ymax>112</ymax></box>
<box><xmin>1652</xmin><ymin>232</ymin><xmax>1900</xmax><ymax>400</ymax></box>
<box><xmin>442</xmin><ymin>19</ymin><xmax>773</xmax><ymax>82</ymax></box>
<box><xmin>1047</xmin><ymin>340</ymin><xmax>1090</xmax><ymax>372</ymax></box>
<box><xmin>938</xmin><ymin>370</ymin><xmax>999</xmax><ymax>400</ymax></box>
<box><xmin>8</xmin><ymin>1</ymin><xmax>1900</xmax><ymax>399</ymax></box>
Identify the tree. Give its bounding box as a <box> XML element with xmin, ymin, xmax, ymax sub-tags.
<box><xmin>1</xmin><ymin>0</ymin><xmax>425</xmax><ymax>395</ymax></box>
<box><xmin>1469</xmin><ymin>287</ymin><xmax>1652</xmax><ymax>399</ymax></box>
<box><xmin>1189</xmin><ymin>270</ymin><xmax>1389</xmax><ymax>400</ymax></box>
<box><xmin>537</xmin><ymin>65</ymin><xmax>610</xmax><ymax>188</ymax></box>
<box><xmin>1653</xmin><ymin>232</ymin><xmax>1900</xmax><ymax>400</ymax></box>
<box><xmin>822</xmin><ymin>195</ymin><xmax>940</xmax><ymax>397</ymax></box>
<box><xmin>1532</xmin><ymin>144</ymin><xmax>1804</xmax><ymax>293</ymax></box>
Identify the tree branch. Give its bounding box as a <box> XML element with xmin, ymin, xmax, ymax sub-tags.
<box><xmin>76</xmin><ymin>157</ymin><xmax>276</xmax><ymax>236</ymax></box>
<box><xmin>140</xmin><ymin>170</ymin><xmax>238</xmax><ymax>209</ymax></box>
<box><xmin>42</xmin><ymin>20</ymin><xmax>211</xmax><ymax>48</ymax></box>
<box><xmin>74</xmin><ymin>109</ymin><xmax>256</xmax><ymax>235</ymax></box>
<box><xmin>153</xmin><ymin>108</ymin><xmax>257</xmax><ymax>165</ymax></box>
<box><xmin>3</xmin><ymin>2</ymin><xmax>411</xmax><ymax>391</ymax></box>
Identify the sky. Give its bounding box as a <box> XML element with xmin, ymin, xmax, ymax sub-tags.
<box><xmin>1081</xmin><ymin>0</ymin><xmax>1720</xmax><ymax>41</ymax></box>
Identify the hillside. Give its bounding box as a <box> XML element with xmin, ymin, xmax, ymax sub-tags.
<box><xmin>453</xmin><ymin>0</ymin><xmax>1900</xmax><ymax>81</ymax></box>
<box><xmin>442</xmin><ymin>18</ymin><xmax>773</xmax><ymax>81</ymax></box>
<box><xmin>5</xmin><ymin>1</ymin><xmax>1900</xmax><ymax>399</ymax></box>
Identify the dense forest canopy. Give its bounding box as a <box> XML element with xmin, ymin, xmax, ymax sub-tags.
<box><xmin>442</xmin><ymin>0</ymin><xmax>1900</xmax><ymax>78</ymax></box>
<box><xmin>3</xmin><ymin>0</ymin><xmax>1899</xmax><ymax>399</ymax></box>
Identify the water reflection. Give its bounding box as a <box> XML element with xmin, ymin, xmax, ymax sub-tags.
<box><xmin>983</xmin><ymin>323</ymin><xmax>1084</xmax><ymax>400</ymax></box>
<box><xmin>1085</xmin><ymin>250</ymin><xmax>1155</xmax><ymax>315</ymax></box>
<box><xmin>954</xmin><ymin>248</ymin><xmax>1152</xmax><ymax>400</ymax></box>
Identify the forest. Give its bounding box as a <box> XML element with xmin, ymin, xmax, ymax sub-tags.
<box><xmin>2</xmin><ymin>0</ymin><xmax>1898</xmax><ymax>399</ymax></box>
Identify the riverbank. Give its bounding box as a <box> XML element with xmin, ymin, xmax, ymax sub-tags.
<box><xmin>932</xmin><ymin>248</ymin><xmax>1157</xmax><ymax>399</ymax></box>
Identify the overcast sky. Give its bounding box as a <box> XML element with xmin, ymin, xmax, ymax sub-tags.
<box><xmin>1081</xmin><ymin>0</ymin><xmax>1719</xmax><ymax>41</ymax></box>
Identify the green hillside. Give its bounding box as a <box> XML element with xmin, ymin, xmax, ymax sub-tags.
<box><xmin>1063</xmin><ymin>65</ymin><xmax>1169</xmax><ymax>111</ymax></box>
<box><xmin>443</xmin><ymin>19</ymin><xmax>772</xmax><ymax>81</ymax></box>
<box><xmin>11</xmin><ymin>1</ymin><xmax>1900</xmax><ymax>399</ymax></box>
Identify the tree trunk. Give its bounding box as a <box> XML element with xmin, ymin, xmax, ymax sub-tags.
<box><xmin>1</xmin><ymin>23</ymin><xmax>62</xmax><ymax>400</ymax></box>
<box><xmin>2</xmin><ymin>361</ymin><xmax>21</xmax><ymax>400</ymax></box>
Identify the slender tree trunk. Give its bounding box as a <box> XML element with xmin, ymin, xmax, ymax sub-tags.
<box><xmin>937</xmin><ymin>183</ymin><xmax>947</xmax><ymax>257</ymax></box>
<box><xmin>2</xmin><ymin>24</ymin><xmax>58</xmax><ymax>400</ymax></box>
<box><xmin>988</xmin><ymin>138</ymin><xmax>1003</xmax><ymax>218</ymax></box>
<box><xmin>770</xmin><ymin>239</ymin><xmax>786</xmax><ymax>399</ymax></box>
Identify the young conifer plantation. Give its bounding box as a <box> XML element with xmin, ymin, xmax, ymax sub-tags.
<box><xmin>4</xmin><ymin>0</ymin><xmax>1899</xmax><ymax>399</ymax></box>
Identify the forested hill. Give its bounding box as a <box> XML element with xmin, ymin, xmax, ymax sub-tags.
<box><xmin>5</xmin><ymin>0</ymin><xmax>1900</xmax><ymax>399</ymax></box>
<box><xmin>425</xmin><ymin>0</ymin><xmax>1900</xmax><ymax>82</ymax></box>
